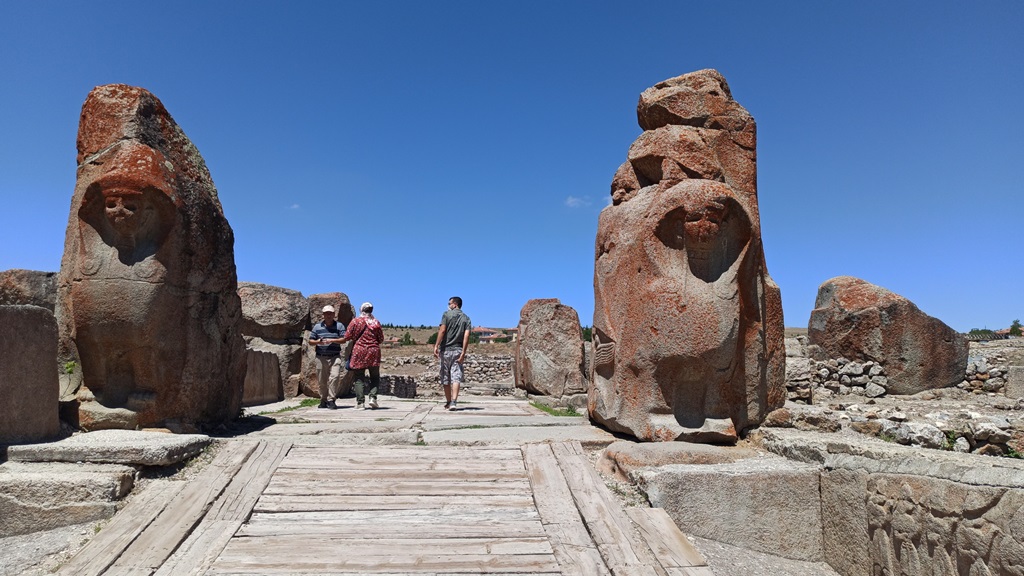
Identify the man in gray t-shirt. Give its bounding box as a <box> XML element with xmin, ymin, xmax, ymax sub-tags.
<box><xmin>433</xmin><ymin>296</ymin><xmax>471</xmax><ymax>411</ymax></box>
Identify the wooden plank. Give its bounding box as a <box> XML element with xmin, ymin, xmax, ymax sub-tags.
<box><xmin>220</xmin><ymin>536</ymin><xmax>553</xmax><ymax>556</ymax></box>
<box><xmin>152</xmin><ymin>519</ymin><xmax>241</xmax><ymax>576</ymax></box>
<box><xmin>550</xmin><ymin>441</ymin><xmax>663</xmax><ymax>576</ymax></box>
<box><xmin>209</xmin><ymin>552</ymin><xmax>560</xmax><ymax>574</ymax></box>
<box><xmin>209</xmin><ymin>441</ymin><xmax>292</xmax><ymax>521</ymax></box>
<box><xmin>104</xmin><ymin>441</ymin><xmax>259</xmax><ymax>574</ymax></box>
<box><xmin>206</xmin><ymin>569</ymin><xmax>561</xmax><ymax>573</ymax></box>
<box><xmin>625</xmin><ymin>508</ymin><xmax>707</xmax><ymax>569</ymax></box>
<box><xmin>238</xmin><ymin>517</ymin><xmax>546</xmax><ymax>538</ymax></box>
<box><xmin>522</xmin><ymin>443</ymin><xmax>611</xmax><ymax>576</ymax></box>
<box><xmin>276</xmin><ymin>458</ymin><xmax>526</xmax><ymax>471</ymax></box>
<box><xmin>153</xmin><ymin>441</ymin><xmax>291</xmax><ymax>576</ymax></box>
<box><xmin>285</xmin><ymin>445</ymin><xmax>523</xmax><ymax>459</ymax></box>
<box><xmin>56</xmin><ymin>480</ymin><xmax>185</xmax><ymax>576</ymax></box>
<box><xmin>268</xmin><ymin>468</ymin><xmax>528</xmax><ymax>481</ymax></box>
<box><xmin>263</xmin><ymin>479</ymin><xmax>532</xmax><ymax>496</ymax></box>
<box><xmin>670</xmin><ymin>568</ymin><xmax>715</xmax><ymax>576</ymax></box>
<box><xmin>254</xmin><ymin>493</ymin><xmax>536</xmax><ymax>512</ymax></box>
<box><xmin>244</xmin><ymin>506</ymin><xmax>542</xmax><ymax>523</ymax></box>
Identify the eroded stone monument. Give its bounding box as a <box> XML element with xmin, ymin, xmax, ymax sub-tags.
<box><xmin>590</xmin><ymin>69</ymin><xmax>785</xmax><ymax>443</ymax></box>
<box><xmin>807</xmin><ymin>276</ymin><xmax>968</xmax><ymax>395</ymax></box>
<box><xmin>55</xmin><ymin>84</ymin><xmax>245</xmax><ymax>430</ymax></box>
<box><xmin>514</xmin><ymin>298</ymin><xmax>588</xmax><ymax>408</ymax></box>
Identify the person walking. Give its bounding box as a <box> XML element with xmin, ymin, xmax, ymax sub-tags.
<box><xmin>342</xmin><ymin>302</ymin><xmax>385</xmax><ymax>409</ymax></box>
<box><xmin>433</xmin><ymin>296</ymin><xmax>471</xmax><ymax>411</ymax></box>
<box><xmin>308</xmin><ymin>305</ymin><xmax>345</xmax><ymax>409</ymax></box>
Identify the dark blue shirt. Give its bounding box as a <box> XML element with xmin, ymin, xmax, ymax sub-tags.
<box><xmin>310</xmin><ymin>320</ymin><xmax>346</xmax><ymax>356</ymax></box>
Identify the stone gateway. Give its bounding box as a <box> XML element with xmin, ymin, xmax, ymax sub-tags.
<box><xmin>590</xmin><ymin>70</ymin><xmax>785</xmax><ymax>443</ymax></box>
<box><xmin>54</xmin><ymin>84</ymin><xmax>246</xmax><ymax>431</ymax></box>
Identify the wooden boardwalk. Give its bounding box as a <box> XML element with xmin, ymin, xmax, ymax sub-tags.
<box><xmin>57</xmin><ymin>437</ymin><xmax>711</xmax><ymax>575</ymax></box>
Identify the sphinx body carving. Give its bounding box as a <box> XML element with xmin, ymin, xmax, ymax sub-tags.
<box><xmin>590</xmin><ymin>70</ymin><xmax>785</xmax><ymax>443</ymax></box>
<box><xmin>55</xmin><ymin>85</ymin><xmax>245</xmax><ymax>430</ymax></box>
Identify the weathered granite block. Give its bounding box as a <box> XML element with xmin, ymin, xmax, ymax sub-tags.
<box><xmin>821</xmin><ymin>468</ymin><xmax>870</xmax><ymax>576</ymax></box>
<box><xmin>1006</xmin><ymin>365</ymin><xmax>1024</xmax><ymax>400</ymax></box>
<box><xmin>6</xmin><ymin>429</ymin><xmax>209</xmax><ymax>466</ymax></box>
<box><xmin>635</xmin><ymin>456</ymin><xmax>824</xmax><ymax>561</ymax></box>
<box><xmin>243</xmin><ymin>348</ymin><xmax>282</xmax><ymax>406</ymax></box>
<box><xmin>0</xmin><ymin>461</ymin><xmax>134</xmax><ymax>537</ymax></box>
<box><xmin>0</xmin><ymin>269</ymin><xmax>57</xmax><ymax>310</ymax></box>
<box><xmin>0</xmin><ymin>305</ymin><xmax>60</xmax><ymax>444</ymax></box>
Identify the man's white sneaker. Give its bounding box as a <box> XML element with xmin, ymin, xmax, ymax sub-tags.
<box><xmin>369</xmin><ymin>399</ymin><xmax>378</xmax><ymax>409</ymax></box>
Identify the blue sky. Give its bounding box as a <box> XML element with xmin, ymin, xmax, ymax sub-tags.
<box><xmin>1</xmin><ymin>2</ymin><xmax>1021</xmax><ymax>331</ymax></box>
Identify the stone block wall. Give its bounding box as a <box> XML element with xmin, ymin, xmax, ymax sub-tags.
<box><xmin>0</xmin><ymin>305</ymin><xmax>60</xmax><ymax>444</ymax></box>
<box><xmin>242</xmin><ymin>348</ymin><xmax>282</xmax><ymax>406</ymax></box>
<box><xmin>378</xmin><ymin>354</ymin><xmax>517</xmax><ymax>398</ymax></box>
<box><xmin>378</xmin><ymin>375</ymin><xmax>417</xmax><ymax>399</ymax></box>
<box><xmin>758</xmin><ymin>429</ymin><xmax>1024</xmax><ymax>576</ymax></box>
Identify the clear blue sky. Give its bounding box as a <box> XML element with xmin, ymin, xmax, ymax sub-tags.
<box><xmin>1</xmin><ymin>2</ymin><xmax>1021</xmax><ymax>331</ymax></box>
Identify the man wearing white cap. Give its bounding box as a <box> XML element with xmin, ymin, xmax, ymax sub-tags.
<box><xmin>308</xmin><ymin>305</ymin><xmax>345</xmax><ymax>409</ymax></box>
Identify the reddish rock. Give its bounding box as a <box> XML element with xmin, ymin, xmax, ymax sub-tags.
<box><xmin>54</xmin><ymin>84</ymin><xmax>245</xmax><ymax>430</ymax></box>
<box><xmin>0</xmin><ymin>269</ymin><xmax>58</xmax><ymax>311</ymax></box>
<box><xmin>514</xmin><ymin>299</ymin><xmax>588</xmax><ymax>403</ymax></box>
<box><xmin>591</xmin><ymin>70</ymin><xmax>785</xmax><ymax>443</ymax></box>
<box><xmin>637</xmin><ymin>69</ymin><xmax>755</xmax><ymax>134</ymax></box>
<box><xmin>807</xmin><ymin>276</ymin><xmax>968</xmax><ymax>395</ymax></box>
<box><xmin>300</xmin><ymin>292</ymin><xmax>355</xmax><ymax>398</ymax></box>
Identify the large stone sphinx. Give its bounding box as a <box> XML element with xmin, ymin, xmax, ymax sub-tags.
<box><xmin>55</xmin><ymin>84</ymin><xmax>246</xmax><ymax>430</ymax></box>
<box><xmin>590</xmin><ymin>70</ymin><xmax>785</xmax><ymax>443</ymax></box>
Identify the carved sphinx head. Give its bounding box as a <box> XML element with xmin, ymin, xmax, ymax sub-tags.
<box><xmin>654</xmin><ymin>181</ymin><xmax>751</xmax><ymax>283</ymax></box>
<box><xmin>79</xmin><ymin>142</ymin><xmax>177</xmax><ymax>263</ymax></box>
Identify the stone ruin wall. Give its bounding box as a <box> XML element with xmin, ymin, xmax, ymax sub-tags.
<box><xmin>817</xmin><ymin>450</ymin><xmax>1024</xmax><ymax>576</ymax></box>
<box><xmin>381</xmin><ymin>354</ymin><xmax>516</xmax><ymax>397</ymax></box>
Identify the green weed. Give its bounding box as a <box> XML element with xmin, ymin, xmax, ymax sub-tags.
<box><xmin>261</xmin><ymin>398</ymin><xmax>319</xmax><ymax>414</ymax></box>
<box><xmin>530</xmin><ymin>401</ymin><xmax>583</xmax><ymax>417</ymax></box>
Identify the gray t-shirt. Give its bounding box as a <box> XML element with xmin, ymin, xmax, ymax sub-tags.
<box><xmin>440</xmin><ymin>308</ymin><xmax>471</xmax><ymax>350</ymax></box>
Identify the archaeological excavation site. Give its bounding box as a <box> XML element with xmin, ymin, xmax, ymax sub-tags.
<box><xmin>2</xmin><ymin>70</ymin><xmax>1022</xmax><ymax>576</ymax></box>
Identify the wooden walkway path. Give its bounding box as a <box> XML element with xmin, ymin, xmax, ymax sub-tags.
<box><xmin>57</xmin><ymin>439</ymin><xmax>711</xmax><ymax>575</ymax></box>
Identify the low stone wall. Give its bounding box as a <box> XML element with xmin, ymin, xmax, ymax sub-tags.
<box><xmin>759</xmin><ymin>429</ymin><xmax>1024</xmax><ymax>576</ymax></box>
<box><xmin>786</xmin><ymin>336</ymin><xmax>1021</xmax><ymax>402</ymax></box>
<box><xmin>378</xmin><ymin>375</ymin><xmax>417</xmax><ymax>399</ymax></box>
<box><xmin>380</xmin><ymin>354</ymin><xmax>516</xmax><ymax>398</ymax></box>
<box><xmin>632</xmin><ymin>428</ymin><xmax>1024</xmax><ymax>575</ymax></box>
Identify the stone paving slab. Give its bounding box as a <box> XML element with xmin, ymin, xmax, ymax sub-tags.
<box><xmin>250</xmin><ymin>430</ymin><xmax>421</xmax><ymax>446</ymax></box>
<box><xmin>422</xmin><ymin>424</ymin><xmax>616</xmax><ymax>447</ymax></box>
<box><xmin>420</xmin><ymin>415</ymin><xmax>589</xmax><ymax>431</ymax></box>
<box><xmin>0</xmin><ymin>462</ymin><xmax>135</xmax><ymax>537</ymax></box>
<box><xmin>6</xmin><ymin>430</ymin><xmax>210</xmax><ymax>466</ymax></box>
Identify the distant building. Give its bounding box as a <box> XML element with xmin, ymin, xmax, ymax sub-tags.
<box><xmin>471</xmin><ymin>326</ymin><xmax>517</xmax><ymax>343</ymax></box>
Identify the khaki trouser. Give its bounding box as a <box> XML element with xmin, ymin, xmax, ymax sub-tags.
<box><xmin>316</xmin><ymin>355</ymin><xmax>343</xmax><ymax>402</ymax></box>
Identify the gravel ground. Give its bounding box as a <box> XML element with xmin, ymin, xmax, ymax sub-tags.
<box><xmin>0</xmin><ymin>521</ymin><xmax>99</xmax><ymax>576</ymax></box>
<box><xmin>690</xmin><ymin>535</ymin><xmax>841</xmax><ymax>576</ymax></box>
